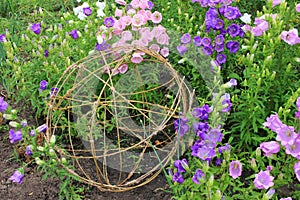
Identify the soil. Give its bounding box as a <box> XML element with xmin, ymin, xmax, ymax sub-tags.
<box><xmin>0</xmin><ymin>125</ymin><xmax>172</xmax><ymax>200</ymax></box>
<box><xmin>0</xmin><ymin>86</ymin><xmax>172</xmax><ymax>200</ymax></box>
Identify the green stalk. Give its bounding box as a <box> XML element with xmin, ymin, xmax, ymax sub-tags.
<box><xmin>140</xmin><ymin>120</ymin><xmax>173</xmax><ymax>188</ymax></box>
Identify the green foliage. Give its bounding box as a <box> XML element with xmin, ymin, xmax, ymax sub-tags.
<box><xmin>227</xmin><ymin>1</ymin><xmax>300</xmax><ymax>149</ymax></box>
<box><xmin>2</xmin><ymin>0</ymin><xmax>300</xmax><ymax>199</ymax></box>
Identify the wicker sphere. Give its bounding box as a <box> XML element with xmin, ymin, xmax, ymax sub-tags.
<box><xmin>45</xmin><ymin>46</ymin><xmax>196</xmax><ymax>191</ymax></box>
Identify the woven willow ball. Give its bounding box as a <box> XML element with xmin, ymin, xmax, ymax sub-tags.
<box><xmin>45</xmin><ymin>46</ymin><xmax>196</xmax><ymax>192</ymax></box>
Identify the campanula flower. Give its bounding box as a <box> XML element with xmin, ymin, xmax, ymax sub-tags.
<box><xmin>70</xmin><ymin>29</ymin><xmax>79</xmax><ymax>39</ymax></box>
<box><xmin>30</xmin><ymin>23</ymin><xmax>41</xmax><ymax>34</ymax></box>
<box><xmin>0</xmin><ymin>34</ymin><xmax>6</xmax><ymax>42</ymax></box>
<box><xmin>9</xmin><ymin>129</ymin><xmax>22</xmax><ymax>143</ymax></box>
<box><xmin>260</xmin><ymin>141</ymin><xmax>280</xmax><ymax>157</ymax></box>
<box><xmin>254</xmin><ymin>170</ymin><xmax>274</xmax><ymax>189</ymax></box>
<box><xmin>39</xmin><ymin>80</ymin><xmax>48</xmax><ymax>90</ymax></box>
<box><xmin>0</xmin><ymin>97</ymin><xmax>8</xmax><ymax>112</ymax></box>
<box><xmin>229</xmin><ymin>160</ymin><xmax>242</xmax><ymax>179</ymax></box>
<box><xmin>192</xmin><ymin>169</ymin><xmax>204</xmax><ymax>184</ymax></box>
<box><xmin>9</xmin><ymin>170</ymin><xmax>24</xmax><ymax>184</ymax></box>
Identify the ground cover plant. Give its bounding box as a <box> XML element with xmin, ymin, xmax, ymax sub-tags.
<box><xmin>1</xmin><ymin>0</ymin><xmax>300</xmax><ymax>199</ymax></box>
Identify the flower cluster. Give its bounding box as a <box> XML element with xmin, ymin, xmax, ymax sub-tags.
<box><xmin>191</xmin><ymin>0</ymin><xmax>234</xmax><ymax>8</ymax></box>
<box><xmin>0</xmin><ymin>92</ymin><xmax>50</xmax><ymax>184</ymax></box>
<box><xmin>173</xmin><ymin>104</ymin><xmax>232</xmax><ymax>181</ymax></box>
<box><xmin>169</xmin><ymin>103</ymin><xmax>232</xmax><ymax>185</ymax></box>
<box><xmin>242</xmin><ymin>14</ymin><xmax>274</xmax><ymax>37</ymax></box>
<box><xmin>241</xmin><ymin>3</ymin><xmax>300</xmax><ymax>46</ymax></box>
<box><xmin>261</xmin><ymin>97</ymin><xmax>300</xmax><ymax>184</ymax></box>
<box><xmin>169</xmin><ymin>75</ymin><xmax>238</xmax><ymax>185</ymax></box>
<box><xmin>38</xmin><ymin>80</ymin><xmax>59</xmax><ymax>99</ymax></box>
<box><xmin>178</xmin><ymin>1</ymin><xmax>244</xmax><ymax>67</ymax></box>
<box><xmin>96</xmin><ymin>0</ymin><xmax>170</xmax><ymax>66</ymax></box>
<box><xmin>73</xmin><ymin>1</ymin><xmax>106</xmax><ymax>20</ymax></box>
<box><xmin>169</xmin><ymin>158</ymin><xmax>189</xmax><ymax>184</ymax></box>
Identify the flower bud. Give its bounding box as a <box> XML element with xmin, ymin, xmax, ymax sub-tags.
<box><xmin>262</xmin><ymin>44</ymin><xmax>267</xmax><ymax>53</ymax></box>
<box><xmin>37</xmin><ymin>146</ymin><xmax>45</xmax><ymax>151</ymax></box>
<box><xmin>77</xmin><ymin>30</ymin><xmax>82</xmax><ymax>38</ymax></box>
<box><xmin>189</xmin><ymin>15</ymin><xmax>194</xmax><ymax>22</ymax></box>
<box><xmin>270</xmin><ymin>71</ymin><xmax>276</xmax><ymax>80</ymax></box>
<box><xmin>220</xmin><ymin>173</ymin><xmax>226</xmax><ymax>181</ymax></box>
<box><xmin>278</xmin><ymin>173</ymin><xmax>284</xmax><ymax>180</ymax></box>
<box><xmin>256</xmin><ymin>147</ymin><xmax>261</xmax><ymax>157</ymax></box>
<box><xmin>214</xmin><ymin>190</ymin><xmax>222</xmax><ymax>200</ymax></box>
<box><xmin>178</xmin><ymin>7</ymin><xmax>181</xmax><ymax>15</ymax></box>
<box><xmin>256</xmin><ymin>77</ymin><xmax>261</xmax><ymax>87</ymax></box>
<box><xmin>286</xmin><ymin>63</ymin><xmax>292</xmax><ymax>73</ymax></box>
<box><xmin>21</xmin><ymin>120</ymin><xmax>27</xmax><ymax>127</ymax></box>
<box><xmin>202</xmin><ymin>161</ymin><xmax>210</xmax><ymax>173</ymax></box>
<box><xmin>49</xmin><ymin>148</ymin><xmax>56</xmax><ymax>156</ymax></box>
<box><xmin>207</xmin><ymin>174</ymin><xmax>214</xmax><ymax>187</ymax></box>
<box><xmin>38</xmin><ymin>7</ymin><xmax>44</xmax><ymax>16</ymax></box>
<box><xmin>10</xmin><ymin>109</ymin><xmax>18</xmax><ymax>115</ymax></box>
<box><xmin>283</xmin><ymin>109</ymin><xmax>290</xmax><ymax>115</ymax></box>
<box><xmin>88</xmin><ymin>50</ymin><xmax>95</xmax><ymax>55</ymax></box>
<box><xmin>50</xmin><ymin>135</ymin><xmax>56</xmax><ymax>145</ymax></box>
<box><xmin>243</xmin><ymin>38</ymin><xmax>250</xmax><ymax>44</ymax></box>
<box><xmin>242</xmin><ymin>45</ymin><xmax>250</xmax><ymax>50</ymax></box>
<box><xmin>12</xmin><ymin>42</ymin><xmax>18</xmax><ymax>52</ymax></box>
<box><xmin>5</xmin><ymin>29</ymin><xmax>10</xmax><ymax>38</ymax></box>
<box><xmin>251</xmin><ymin>41</ymin><xmax>258</xmax><ymax>52</ymax></box>
<box><xmin>9</xmin><ymin>121</ymin><xmax>20</xmax><ymax>128</ymax></box>
<box><xmin>249</xmin><ymin>54</ymin><xmax>254</xmax><ymax>64</ymax></box>
<box><xmin>35</xmin><ymin>157</ymin><xmax>45</xmax><ymax>165</ymax></box>
<box><xmin>265</xmin><ymin>68</ymin><xmax>270</xmax><ymax>76</ymax></box>
<box><xmin>6</xmin><ymin>59</ymin><xmax>12</xmax><ymax>66</ymax></box>
<box><xmin>243</xmin><ymin>79</ymin><xmax>248</xmax><ymax>87</ymax></box>
<box><xmin>66</xmin><ymin>57</ymin><xmax>71</xmax><ymax>66</ymax></box>
<box><xmin>278</xmin><ymin>106</ymin><xmax>283</xmax><ymax>116</ymax></box>
<box><xmin>61</xmin><ymin>157</ymin><xmax>67</xmax><ymax>164</ymax></box>
<box><xmin>178</xmin><ymin>58</ymin><xmax>187</xmax><ymax>64</ymax></box>
<box><xmin>263</xmin><ymin>188</ymin><xmax>275</xmax><ymax>200</ymax></box>
<box><xmin>251</xmin><ymin>158</ymin><xmax>257</xmax><ymax>171</ymax></box>
<box><xmin>3</xmin><ymin>114</ymin><xmax>15</xmax><ymax>120</ymax></box>
<box><xmin>184</xmin><ymin>13</ymin><xmax>189</xmax><ymax>21</ymax></box>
